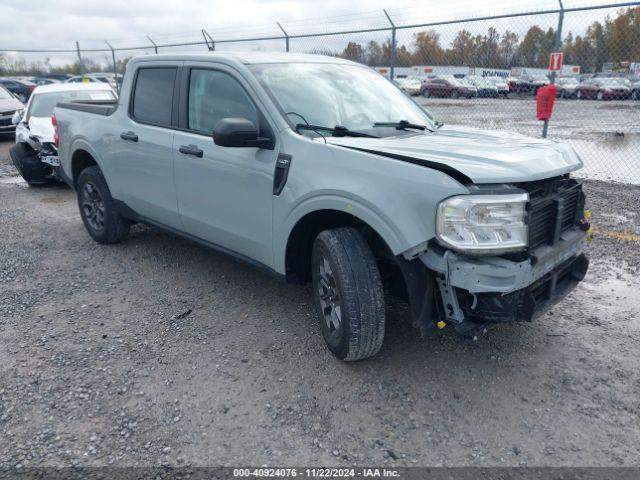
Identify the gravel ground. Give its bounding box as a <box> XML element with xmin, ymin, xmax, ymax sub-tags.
<box><xmin>0</xmin><ymin>135</ymin><xmax>639</xmax><ymax>470</ymax></box>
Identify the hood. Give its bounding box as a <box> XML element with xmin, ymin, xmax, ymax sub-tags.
<box><xmin>26</xmin><ymin>116</ymin><xmax>55</xmax><ymax>143</ymax></box>
<box><xmin>325</xmin><ymin>125</ymin><xmax>583</xmax><ymax>184</ymax></box>
<box><xmin>0</xmin><ymin>97</ymin><xmax>23</xmax><ymax>115</ymax></box>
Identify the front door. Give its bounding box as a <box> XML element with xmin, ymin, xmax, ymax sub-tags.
<box><xmin>172</xmin><ymin>64</ymin><xmax>278</xmax><ymax>268</ymax></box>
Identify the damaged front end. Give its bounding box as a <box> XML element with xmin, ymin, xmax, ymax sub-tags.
<box><xmin>400</xmin><ymin>176</ymin><xmax>590</xmax><ymax>334</ymax></box>
<box><xmin>9</xmin><ymin>138</ymin><xmax>60</xmax><ymax>185</ymax></box>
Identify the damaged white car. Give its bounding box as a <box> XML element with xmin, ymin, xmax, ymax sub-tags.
<box><xmin>11</xmin><ymin>82</ymin><xmax>116</xmax><ymax>185</ymax></box>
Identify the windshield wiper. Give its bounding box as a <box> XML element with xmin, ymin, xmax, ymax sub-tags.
<box><xmin>373</xmin><ymin>120</ymin><xmax>429</xmax><ymax>131</ymax></box>
<box><xmin>295</xmin><ymin>123</ymin><xmax>379</xmax><ymax>138</ymax></box>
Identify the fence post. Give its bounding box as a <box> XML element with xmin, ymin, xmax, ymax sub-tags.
<box><xmin>543</xmin><ymin>0</ymin><xmax>564</xmax><ymax>138</ymax></box>
<box><xmin>146</xmin><ymin>35</ymin><xmax>158</xmax><ymax>54</ymax></box>
<box><xmin>104</xmin><ymin>41</ymin><xmax>119</xmax><ymax>95</ymax></box>
<box><xmin>202</xmin><ymin>30</ymin><xmax>215</xmax><ymax>51</ymax></box>
<box><xmin>75</xmin><ymin>41</ymin><xmax>84</xmax><ymax>76</ymax></box>
<box><xmin>383</xmin><ymin>9</ymin><xmax>396</xmax><ymax>80</ymax></box>
<box><xmin>277</xmin><ymin>22</ymin><xmax>289</xmax><ymax>52</ymax></box>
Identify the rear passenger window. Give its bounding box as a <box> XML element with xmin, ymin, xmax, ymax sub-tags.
<box><xmin>188</xmin><ymin>69</ymin><xmax>258</xmax><ymax>134</ymax></box>
<box><xmin>132</xmin><ymin>67</ymin><xmax>176</xmax><ymax>126</ymax></box>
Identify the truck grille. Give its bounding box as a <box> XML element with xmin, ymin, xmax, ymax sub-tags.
<box><xmin>518</xmin><ymin>176</ymin><xmax>585</xmax><ymax>251</ymax></box>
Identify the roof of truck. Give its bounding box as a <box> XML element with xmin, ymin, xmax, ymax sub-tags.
<box><xmin>129</xmin><ymin>51</ymin><xmax>355</xmax><ymax>66</ymax></box>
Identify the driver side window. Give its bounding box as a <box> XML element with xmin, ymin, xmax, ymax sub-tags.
<box><xmin>188</xmin><ymin>69</ymin><xmax>258</xmax><ymax>134</ymax></box>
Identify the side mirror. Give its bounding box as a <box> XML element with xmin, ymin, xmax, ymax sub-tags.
<box><xmin>213</xmin><ymin>117</ymin><xmax>273</xmax><ymax>150</ymax></box>
<box><xmin>11</xmin><ymin>109</ymin><xmax>24</xmax><ymax>125</ymax></box>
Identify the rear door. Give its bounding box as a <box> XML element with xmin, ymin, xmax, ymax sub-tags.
<box><xmin>106</xmin><ymin>63</ymin><xmax>182</xmax><ymax>229</ymax></box>
<box><xmin>172</xmin><ymin>63</ymin><xmax>278</xmax><ymax>268</ymax></box>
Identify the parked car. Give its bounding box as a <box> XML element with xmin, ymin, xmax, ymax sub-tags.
<box><xmin>32</xmin><ymin>77</ymin><xmax>61</xmax><ymax>86</ymax></box>
<box><xmin>421</xmin><ymin>76</ymin><xmax>477</xmax><ymax>98</ymax></box>
<box><xmin>0</xmin><ymin>85</ymin><xmax>25</xmax><ymax>136</ymax></box>
<box><xmin>485</xmin><ymin>76</ymin><xmax>510</xmax><ymax>97</ymax></box>
<box><xmin>0</xmin><ymin>78</ymin><xmax>34</xmax><ymax>103</ymax></box>
<box><xmin>555</xmin><ymin>77</ymin><xmax>580</xmax><ymax>98</ymax></box>
<box><xmin>66</xmin><ymin>73</ymin><xmax>119</xmax><ymax>91</ymax></box>
<box><xmin>52</xmin><ymin>52</ymin><xmax>590</xmax><ymax>361</ymax></box>
<box><xmin>513</xmin><ymin>74</ymin><xmax>549</xmax><ymax>95</ymax></box>
<box><xmin>465</xmin><ymin>75</ymin><xmax>499</xmax><ymax>97</ymax></box>
<box><xmin>575</xmin><ymin>78</ymin><xmax>630</xmax><ymax>100</ymax></box>
<box><xmin>394</xmin><ymin>77</ymin><xmax>422</xmax><ymax>96</ymax></box>
<box><xmin>10</xmin><ymin>82</ymin><xmax>116</xmax><ymax>185</ymax></box>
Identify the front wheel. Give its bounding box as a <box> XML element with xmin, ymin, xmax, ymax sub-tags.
<box><xmin>597</xmin><ymin>91</ymin><xmax>604</xmax><ymax>101</ymax></box>
<box><xmin>421</xmin><ymin>89</ymin><xmax>430</xmax><ymax>98</ymax></box>
<box><xmin>311</xmin><ymin>228</ymin><xmax>385</xmax><ymax>361</ymax></box>
<box><xmin>77</xmin><ymin>166</ymin><xmax>130</xmax><ymax>244</ymax></box>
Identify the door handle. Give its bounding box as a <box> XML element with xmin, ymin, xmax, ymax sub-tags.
<box><xmin>120</xmin><ymin>131</ymin><xmax>138</xmax><ymax>142</ymax></box>
<box><xmin>179</xmin><ymin>144</ymin><xmax>203</xmax><ymax>158</ymax></box>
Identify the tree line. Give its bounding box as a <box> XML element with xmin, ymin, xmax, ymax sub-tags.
<box><xmin>1</xmin><ymin>7</ymin><xmax>638</xmax><ymax>76</ymax></box>
<box><xmin>326</xmin><ymin>7</ymin><xmax>640</xmax><ymax>72</ymax></box>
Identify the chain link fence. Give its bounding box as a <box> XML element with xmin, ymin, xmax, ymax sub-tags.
<box><xmin>2</xmin><ymin>1</ymin><xmax>639</xmax><ymax>183</ymax></box>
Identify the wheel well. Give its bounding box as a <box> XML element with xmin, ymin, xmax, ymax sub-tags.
<box><xmin>284</xmin><ymin>210</ymin><xmax>407</xmax><ymax>299</ymax></box>
<box><xmin>71</xmin><ymin>149</ymin><xmax>98</xmax><ymax>186</ymax></box>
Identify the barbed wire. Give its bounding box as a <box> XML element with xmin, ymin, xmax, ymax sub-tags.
<box><xmin>1</xmin><ymin>0</ymin><xmax>638</xmax><ymax>53</ymax></box>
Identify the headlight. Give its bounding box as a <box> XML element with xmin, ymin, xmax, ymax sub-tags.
<box><xmin>436</xmin><ymin>193</ymin><xmax>528</xmax><ymax>254</ymax></box>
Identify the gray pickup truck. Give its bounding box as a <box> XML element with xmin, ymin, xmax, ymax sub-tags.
<box><xmin>54</xmin><ymin>53</ymin><xmax>590</xmax><ymax>361</ymax></box>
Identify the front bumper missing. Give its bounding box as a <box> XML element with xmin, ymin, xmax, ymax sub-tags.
<box><xmin>420</xmin><ymin>228</ymin><xmax>589</xmax><ymax>324</ymax></box>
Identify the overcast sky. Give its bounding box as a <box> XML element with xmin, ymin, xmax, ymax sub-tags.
<box><xmin>1</xmin><ymin>0</ymin><xmax>623</xmax><ymax>66</ymax></box>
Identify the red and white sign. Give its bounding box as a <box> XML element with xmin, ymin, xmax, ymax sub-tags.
<box><xmin>549</xmin><ymin>52</ymin><xmax>564</xmax><ymax>71</ymax></box>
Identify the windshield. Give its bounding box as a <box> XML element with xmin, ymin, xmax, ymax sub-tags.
<box><xmin>249</xmin><ymin>63</ymin><xmax>435</xmax><ymax>133</ymax></box>
<box><xmin>28</xmin><ymin>89</ymin><xmax>116</xmax><ymax>118</ymax></box>
<box><xmin>0</xmin><ymin>86</ymin><xmax>13</xmax><ymax>100</ymax></box>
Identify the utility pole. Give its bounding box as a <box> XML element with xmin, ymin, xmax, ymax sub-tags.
<box><xmin>383</xmin><ymin>9</ymin><xmax>396</xmax><ymax>81</ymax></box>
<box><xmin>277</xmin><ymin>22</ymin><xmax>290</xmax><ymax>52</ymax></box>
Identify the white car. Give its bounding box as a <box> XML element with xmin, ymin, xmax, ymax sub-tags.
<box><xmin>66</xmin><ymin>73</ymin><xmax>119</xmax><ymax>91</ymax></box>
<box><xmin>10</xmin><ymin>82</ymin><xmax>116</xmax><ymax>185</ymax></box>
<box><xmin>394</xmin><ymin>76</ymin><xmax>422</xmax><ymax>96</ymax></box>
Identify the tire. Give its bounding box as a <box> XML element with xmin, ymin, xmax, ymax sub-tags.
<box><xmin>9</xmin><ymin>142</ymin><xmax>49</xmax><ymax>186</ymax></box>
<box><xmin>576</xmin><ymin>90</ymin><xmax>582</xmax><ymax>100</ymax></box>
<box><xmin>632</xmin><ymin>90</ymin><xmax>639</xmax><ymax>101</ymax></box>
<box><xmin>597</xmin><ymin>91</ymin><xmax>604</xmax><ymax>101</ymax></box>
<box><xmin>76</xmin><ymin>166</ymin><xmax>130</xmax><ymax>244</ymax></box>
<box><xmin>421</xmin><ymin>89</ymin><xmax>430</xmax><ymax>98</ymax></box>
<box><xmin>311</xmin><ymin>228</ymin><xmax>385</xmax><ymax>361</ymax></box>
<box><xmin>450</xmin><ymin>90</ymin><xmax>460</xmax><ymax>99</ymax></box>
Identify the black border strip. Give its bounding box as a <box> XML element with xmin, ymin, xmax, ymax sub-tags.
<box><xmin>335</xmin><ymin>145</ymin><xmax>473</xmax><ymax>185</ymax></box>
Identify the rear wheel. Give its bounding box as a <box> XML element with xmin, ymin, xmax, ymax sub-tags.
<box><xmin>421</xmin><ymin>89</ymin><xmax>430</xmax><ymax>98</ymax></box>
<box><xmin>311</xmin><ymin>228</ymin><xmax>385</xmax><ymax>361</ymax></box>
<box><xmin>597</xmin><ymin>91</ymin><xmax>604</xmax><ymax>101</ymax></box>
<box><xmin>576</xmin><ymin>90</ymin><xmax>582</xmax><ymax>100</ymax></box>
<box><xmin>76</xmin><ymin>166</ymin><xmax>130</xmax><ymax>244</ymax></box>
<box><xmin>450</xmin><ymin>90</ymin><xmax>460</xmax><ymax>99</ymax></box>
